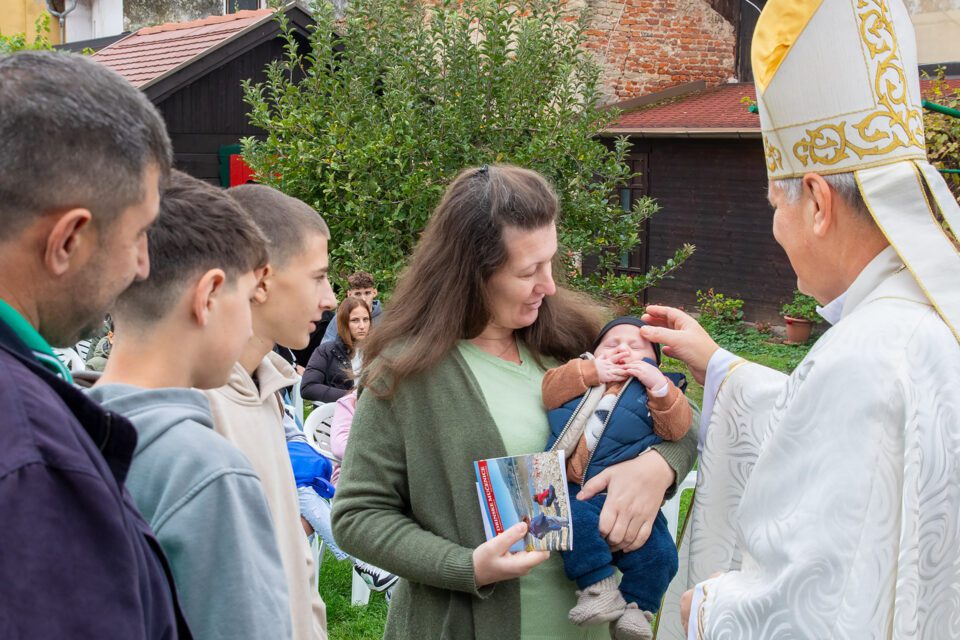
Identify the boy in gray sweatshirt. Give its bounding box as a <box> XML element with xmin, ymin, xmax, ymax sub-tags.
<box><xmin>87</xmin><ymin>170</ymin><xmax>293</xmax><ymax>640</ymax></box>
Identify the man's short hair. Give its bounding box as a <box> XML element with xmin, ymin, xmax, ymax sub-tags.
<box><xmin>114</xmin><ymin>171</ymin><xmax>269</xmax><ymax>324</ymax></box>
<box><xmin>0</xmin><ymin>51</ymin><xmax>172</xmax><ymax>239</ymax></box>
<box><xmin>347</xmin><ymin>271</ymin><xmax>376</xmax><ymax>291</ymax></box>
<box><xmin>775</xmin><ymin>172</ymin><xmax>871</xmax><ymax>220</ymax></box>
<box><xmin>227</xmin><ymin>184</ymin><xmax>330</xmax><ymax>267</ymax></box>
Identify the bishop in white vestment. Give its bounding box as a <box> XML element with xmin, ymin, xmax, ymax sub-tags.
<box><xmin>643</xmin><ymin>1</ymin><xmax>960</xmax><ymax>638</ymax></box>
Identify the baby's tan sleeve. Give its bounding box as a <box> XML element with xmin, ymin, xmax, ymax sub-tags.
<box><xmin>648</xmin><ymin>380</ymin><xmax>692</xmax><ymax>441</ymax></box>
<box><xmin>542</xmin><ymin>358</ymin><xmax>600</xmax><ymax>410</ymax></box>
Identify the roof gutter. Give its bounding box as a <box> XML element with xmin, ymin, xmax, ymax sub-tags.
<box><xmin>601</xmin><ymin>128</ymin><xmax>762</xmax><ymax>139</ymax></box>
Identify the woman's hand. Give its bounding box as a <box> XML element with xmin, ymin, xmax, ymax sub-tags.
<box><xmin>640</xmin><ymin>305</ymin><xmax>719</xmax><ymax>385</ymax></box>
<box><xmin>577</xmin><ymin>450</ymin><xmax>675</xmax><ymax>552</ymax></box>
<box><xmin>594</xmin><ymin>356</ymin><xmax>627</xmax><ymax>384</ymax></box>
<box><xmin>472</xmin><ymin>522</ymin><xmax>550</xmax><ymax>588</ymax></box>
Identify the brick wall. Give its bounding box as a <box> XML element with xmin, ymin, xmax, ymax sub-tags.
<box><xmin>573</xmin><ymin>0</ymin><xmax>737</xmax><ymax>103</ymax></box>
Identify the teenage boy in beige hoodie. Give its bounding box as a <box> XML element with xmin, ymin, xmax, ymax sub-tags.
<box><xmin>204</xmin><ymin>185</ymin><xmax>336</xmax><ymax>640</ymax></box>
<box><xmin>89</xmin><ymin>170</ymin><xmax>292</xmax><ymax>640</ymax></box>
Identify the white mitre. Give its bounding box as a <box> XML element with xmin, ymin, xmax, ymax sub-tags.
<box><xmin>753</xmin><ymin>0</ymin><xmax>960</xmax><ymax>342</ymax></box>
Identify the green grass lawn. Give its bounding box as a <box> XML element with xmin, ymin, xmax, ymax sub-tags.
<box><xmin>322</xmin><ymin>327</ymin><xmax>815</xmax><ymax>638</ymax></box>
<box><xmin>318</xmin><ymin>551</ymin><xmax>390</xmax><ymax>640</ymax></box>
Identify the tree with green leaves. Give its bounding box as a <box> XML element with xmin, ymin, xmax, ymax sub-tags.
<box><xmin>0</xmin><ymin>13</ymin><xmax>53</xmax><ymax>54</ymax></box>
<box><xmin>924</xmin><ymin>67</ymin><xmax>960</xmax><ymax>202</ymax></box>
<box><xmin>242</xmin><ymin>0</ymin><xmax>692</xmax><ymax>304</ymax></box>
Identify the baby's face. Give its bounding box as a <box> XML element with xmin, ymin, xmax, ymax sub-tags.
<box><xmin>593</xmin><ymin>324</ymin><xmax>656</xmax><ymax>365</ymax></box>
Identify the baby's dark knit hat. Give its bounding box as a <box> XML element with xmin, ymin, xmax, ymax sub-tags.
<box><xmin>591</xmin><ymin>316</ymin><xmax>661</xmax><ymax>365</ymax></box>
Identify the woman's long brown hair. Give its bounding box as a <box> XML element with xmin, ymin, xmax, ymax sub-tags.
<box><xmin>363</xmin><ymin>164</ymin><xmax>604</xmax><ymax>398</ymax></box>
<box><xmin>336</xmin><ymin>297</ymin><xmax>371</xmax><ymax>356</ymax></box>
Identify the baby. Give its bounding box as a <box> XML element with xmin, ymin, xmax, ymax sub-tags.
<box><xmin>543</xmin><ymin>316</ymin><xmax>692</xmax><ymax>640</ymax></box>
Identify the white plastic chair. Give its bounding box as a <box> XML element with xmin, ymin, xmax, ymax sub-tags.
<box><xmin>53</xmin><ymin>347</ymin><xmax>86</xmax><ymax>373</ymax></box>
<box><xmin>74</xmin><ymin>339</ymin><xmax>92</xmax><ymax>361</ymax></box>
<box><xmin>311</xmin><ymin>534</ymin><xmax>325</xmax><ymax>587</ymax></box>
<box><xmin>351</xmin><ymin>565</ymin><xmax>371</xmax><ymax>606</ymax></box>
<box><xmin>303</xmin><ymin>402</ymin><xmax>372</xmax><ymax>604</ymax></box>
<box><xmin>663</xmin><ymin>469</ymin><xmax>697</xmax><ymax>542</ymax></box>
<box><xmin>290</xmin><ymin>376</ymin><xmax>306</xmax><ymax>426</ymax></box>
<box><xmin>303</xmin><ymin>402</ymin><xmax>341</xmax><ymax>464</ymax></box>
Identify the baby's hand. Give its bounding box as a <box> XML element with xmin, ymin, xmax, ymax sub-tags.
<box><xmin>623</xmin><ymin>360</ymin><xmax>669</xmax><ymax>393</ymax></box>
<box><xmin>593</xmin><ymin>356</ymin><xmax>628</xmax><ymax>384</ymax></box>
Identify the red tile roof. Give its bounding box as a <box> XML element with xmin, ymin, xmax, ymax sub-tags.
<box><xmin>608</xmin><ymin>78</ymin><xmax>955</xmax><ymax>135</ymax></box>
<box><xmin>93</xmin><ymin>9</ymin><xmax>274</xmax><ymax>88</ymax></box>
<box><xmin>610</xmin><ymin>83</ymin><xmax>759</xmax><ymax>133</ymax></box>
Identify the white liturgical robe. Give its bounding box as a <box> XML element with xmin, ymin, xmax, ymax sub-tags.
<box><xmin>670</xmin><ymin>247</ymin><xmax>960</xmax><ymax>639</ymax></box>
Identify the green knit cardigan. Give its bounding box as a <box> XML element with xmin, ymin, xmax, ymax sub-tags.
<box><xmin>331</xmin><ymin>347</ymin><xmax>698</xmax><ymax>640</ymax></box>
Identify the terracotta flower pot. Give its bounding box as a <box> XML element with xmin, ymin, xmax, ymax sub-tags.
<box><xmin>783</xmin><ymin>316</ymin><xmax>813</xmax><ymax>344</ymax></box>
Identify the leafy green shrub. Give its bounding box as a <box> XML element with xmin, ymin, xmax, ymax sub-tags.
<box><xmin>924</xmin><ymin>66</ymin><xmax>960</xmax><ymax>203</ymax></box>
<box><xmin>696</xmin><ymin>288</ymin><xmax>744</xmax><ymax>326</ymax></box>
<box><xmin>241</xmin><ymin>0</ymin><xmax>690</xmax><ymax>299</ymax></box>
<box><xmin>695</xmin><ymin>288</ymin><xmax>747</xmax><ymax>352</ymax></box>
<box><xmin>0</xmin><ymin>13</ymin><xmax>53</xmax><ymax>54</ymax></box>
<box><xmin>600</xmin><ymin>245</ymin><xmax>695</xmax><ymax>315</ymax></box>
<box><xmin>691</xmin><ymin>288</ymin><xmax>811</xmax><ymax>367</ymax></box>
<box><xmin>780</xmin><ymin>290</ymin><xmax>821</xmax><ymax>322</ymax></box>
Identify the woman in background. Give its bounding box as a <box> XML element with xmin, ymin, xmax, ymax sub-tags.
<box><xmin>301</xmin><ymin>297</ymin><xmax>371</xmax><ymax>403</ymax></box>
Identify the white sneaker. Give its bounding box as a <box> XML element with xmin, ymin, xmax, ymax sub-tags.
<box><xmin>353</xmin><ymin>560</ymin><xmax>399</xmax><ymax>592</ymax></box>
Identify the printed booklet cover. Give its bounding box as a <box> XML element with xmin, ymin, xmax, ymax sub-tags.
<box><xmin>474</xmin><ymin>450</ymin><xmax>573</xmax><ymax>552</ymax></box>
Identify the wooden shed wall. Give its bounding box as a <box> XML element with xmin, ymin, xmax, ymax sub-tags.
<box><xmin>155</xmin><ymin>37</ymin><xmax>290</xmax><ymax>184</ymax></box>
<box><xmin>630</xmin><ymin>138</ymin><xmax>797</xmax><ymax>322</ymax></box>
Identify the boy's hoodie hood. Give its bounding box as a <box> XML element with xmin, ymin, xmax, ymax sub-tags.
<box><xmin>217</xmin><ymin>350</ymin><xmax>298</xmax><ymax>407</ymax></box>
<box><xmin>86</xmin><ymin>384</ymin><xmax>214</xmax><ymax>452</ymax></box>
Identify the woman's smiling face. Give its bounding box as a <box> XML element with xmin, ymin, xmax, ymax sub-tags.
<box><xmin>484</xmin><ymin>223</ymin><xmax>558</xmax><ymax>331</ymax></box>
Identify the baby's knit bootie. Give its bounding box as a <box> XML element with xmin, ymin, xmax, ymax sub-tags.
<box><xmin>609</xmin><ymin>603</ymin><xmax>654</xmax><ymax>640</ymax></box>
<box><xmin>568</xmin><ymin>576</ymin><xmax>626</xmax><ymax>626</ymax></box>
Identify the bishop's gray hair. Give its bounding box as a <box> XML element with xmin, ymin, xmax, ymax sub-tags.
<box><xmin>773</xmin><ymin>172</ymin><xmax>871</xmax><ymax>219</ymax></box>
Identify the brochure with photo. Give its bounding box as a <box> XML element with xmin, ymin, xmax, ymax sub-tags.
<box><xmin>474</xmin><ymin>450</ymin><xmax>573</xmax><ymax>552</ymax></box>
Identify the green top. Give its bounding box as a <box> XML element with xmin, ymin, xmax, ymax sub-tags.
<box><xmin>458</xmin><ymin>340</ymin><xmax>607</xmax><ymax>640</ymax></box>
<box><xmin>0</xmin><ymin>299</ymin><xmax>72</xmax><ymax>381</ymax></box>
<box><xmin>332</xmin><ymin>344</ymin><xmax>698</xmax><ymax>640</ymax></box>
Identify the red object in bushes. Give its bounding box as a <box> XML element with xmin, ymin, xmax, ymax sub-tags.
<box><xmin>229</xmin><ymin>154</ymin><xmax>256</xmax><ymax>186</ymax></box>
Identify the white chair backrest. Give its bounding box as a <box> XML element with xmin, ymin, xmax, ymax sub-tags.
<box><xmin>53</xmin><ymin>347</ymin><xmax>86</xmax><ymax>372</ymax></box>
<box><xmin>304</xmin><ymin>402</ymin><xmax>339</xmax><ymax>462</ymax></box>
<box><xmin>291</xmin><ymin>377</ymin><xmax>305</xmax><ymax>426</ymax></box>
<box><xmin>662</xmin><ymin>469</ymin><xmax>698</xmax><ymax>542</ymax></box>
<box><xmin>74</xmin><ymin>339</ymin><xmax>92</xmax><ymax>361</ymax></box>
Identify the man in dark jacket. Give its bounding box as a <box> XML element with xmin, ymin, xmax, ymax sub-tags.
<box><xmin>0</xmin><ymin>52</ymin><xmax>190</xmax><ymax>638</ymax></box>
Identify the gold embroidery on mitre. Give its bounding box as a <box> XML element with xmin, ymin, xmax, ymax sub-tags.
<box><xmin>791</xmin><ymin>0</ymin><xmax>925</xmax><ymax>169</ymax></box>
<box><xmin>763</xmin><ymin>135</ymin><xmax>784</xmax><ymax>173</ymax></box>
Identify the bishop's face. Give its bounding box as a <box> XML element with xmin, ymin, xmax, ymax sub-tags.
<box><xmin>769</xmin><ymin>181</ymin><xmax>819</xmax><ymax>300</ymax></box>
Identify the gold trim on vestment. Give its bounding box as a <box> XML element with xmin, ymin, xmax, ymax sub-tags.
<box><xmin>855</xmin><ymin>165</ymin><xmax>960</xmax><ymax>343</ymax></box>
